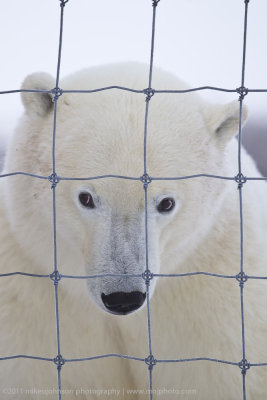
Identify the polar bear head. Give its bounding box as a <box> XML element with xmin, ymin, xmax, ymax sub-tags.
<box><xmin>4</xmin><ymin>63</ymin><xmax>247</xmax><ymax>315</ymax></box>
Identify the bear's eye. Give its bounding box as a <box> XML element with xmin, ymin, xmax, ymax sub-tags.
<box><xmin>79</xmin><ymin>192</ymin><xmax>95</xmax><ymax>209</ymax></box>
<box><xmin>157</xmin><ymin>197</ymin><xmax>175</xmax><ymax>213</ymax></box>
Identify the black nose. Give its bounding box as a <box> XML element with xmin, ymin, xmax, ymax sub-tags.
<box><xmin>101</xmin><ymin>291</ymin><xmax>146</xmax><ymax>315</ymax></box>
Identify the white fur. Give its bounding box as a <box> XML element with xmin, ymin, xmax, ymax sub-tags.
<box><xmin>0</xmin><ymin>62</ymin><xmax>266</xmax><ymax>399</ymax></box>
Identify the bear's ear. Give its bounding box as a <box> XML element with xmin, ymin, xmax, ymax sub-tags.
<box><xmin>203</xmin><ymin>100</ymin><xmax>248</xmax><ymax>145</ymax></box>
<box><xmin>21</xmin><ymin>72</ymin><xmax>55</xmax><ymax>117</ymax></box>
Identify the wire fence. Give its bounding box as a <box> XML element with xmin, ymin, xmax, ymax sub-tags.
<box><xmin>1</xmin><ymin>0</ymin><xmax>267</xmax><ymax>399</ymax></box>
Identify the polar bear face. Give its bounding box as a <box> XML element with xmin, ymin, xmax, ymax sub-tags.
<box><xmin>4</xmin><ymin>63</ymin><xmax>246</xmax><ymax>315</ymax></box>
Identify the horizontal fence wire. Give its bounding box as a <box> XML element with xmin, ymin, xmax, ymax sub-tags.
<box><xmin>0</xmin><ymin>0</ymin><xmax>266</xmax><ymax>399</ymax></box>
<box><xmin>0</xmin><ymin>172</ymin><xmax>267</xmax><ymax>181</ymax></box>
<box><xmin>2</xmin><ymin>87</ymin><xmax>267</xmax><ymax>96</ymax></box>
<box><xmin>2</xmin><ymin>271</ymin><xmax>267</xmax><ymax>280</ymax></box>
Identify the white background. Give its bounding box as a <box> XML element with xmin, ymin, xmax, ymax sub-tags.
<box><xmin>0</xmin><ymin>0</ymin><xmax>266</xmax><ymax>147</ymax></box>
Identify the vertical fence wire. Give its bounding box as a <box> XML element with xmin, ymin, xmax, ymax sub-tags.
<box><xmin>50</xmin><ymin>1</ymin><xmax>68</xmax><ymax>398</ymax></box>
<box><xmin>142</xmin><ymin>2</ymin><xmax>161</xmax><ymax>398</ymax></box>
<box><xmin>237</xmin><ymin>1</ymin><xmax>250</xmax><ymax>398</ymax></box>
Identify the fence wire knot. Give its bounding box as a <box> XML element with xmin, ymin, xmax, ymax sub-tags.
<box><xmin>140</xmin><ymin>173</ymin><xmax>152</xmax><ymax>188</ymax></box>
<box><xmin>142</xmin><ymin>269</ymin><xmax>154</xmax><ymax>285</ymax></box>
<box><xmin>144</xmin><ymin>88</ymin><xmax>155</xmax><ymax>102</ymax></box>
<box><xmin>50</xmin><ymin>270</ymin><xmax>62</xmax><ymax>285</ymax></box>
<box><xmin>51</xmin><ymin>87</ymin><xmax>63</xmax><ymax>102</ymax></box>
<box><xmin>234</xmin><ymin>173</ymin><xmax>247</xmax><ymax>189</ymax></box>
<box><xmin>145</xmin><ymin>355</ymin><xmax>157</xmax><ymax>370</ymax></box>
<box><xmin>152</xmin><ymin>0</ymin><xmax>160</xmax><ymax>7</ymax></box>
<box><xmin>60</xmin><ymin>0</ymin><xmax>69</xmax><ymax>7</ymax></box>
<box><xmin>238</xmin><ymin>359</ymin><xmax>250</xmax><ymax>375</ymax></box>
<box><xmin>236</xmin><ymin>86</ymin><xmax>248</xmax><ymax>101</ymax></box>
<box><xmin>48</xmin><ymin>173</ymin><xmax>61</xmax><ymax>189</ymax></box>
<box><xmin>54</xmin><ymin>354</ymin><xmax>65</xmax><ymax>370</ymax></box>
<box><xmin>236</xmin><ymin>272</ymin><xmax>248</xmax><ymax>287</ymax></box>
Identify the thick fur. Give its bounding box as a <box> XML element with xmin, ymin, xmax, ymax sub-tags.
<box><xmin>0</xmin><ymin>63</ymin><xmax>267</xmax><ymax>399</ymax></box>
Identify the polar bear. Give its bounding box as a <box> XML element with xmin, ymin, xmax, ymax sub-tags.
<box><xmin>0</xmin><ymin>62</ymin><xmax>267</xmax><ymax>399</ymax></box>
